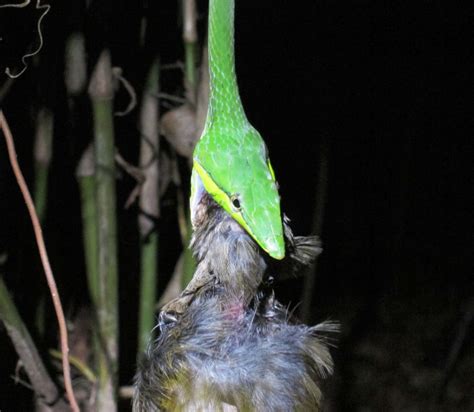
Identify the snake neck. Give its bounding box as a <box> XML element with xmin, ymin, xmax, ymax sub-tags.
<box><xmin>206</xmin><ymin>0</ymin><xmax>247</xmax><ymax>129</ymax></box>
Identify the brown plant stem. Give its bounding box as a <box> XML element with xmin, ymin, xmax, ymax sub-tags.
<box><xmin>0</xmin><ymin>110</ymin><xmax>80</xmax><ymax>412</ymax></box>
<box><xmin>0</xmin><ymin>276</ymin><xmax>69</xmax><ymax>409</ymax></box>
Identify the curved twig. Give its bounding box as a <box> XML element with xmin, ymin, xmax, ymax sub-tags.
<box><xmin>0</xmin><ymin>0</ymin><xmax>31</xmax><ymax>8</ymax></box>
<box><xmin>115</xmin><ymin>151</ymin><xmax>145</xmax><ymax>208</ymax></box>
<box><xmin>153</xmin><ymin>92</ymin><xmax>187</xmax><ymax>104</ymax></box>
<box><xmin>49</xmin><ymin>349</ymin><xmax>97</xmax><ymax>384</ymax></box>
<box><xmin>1</xmin><ymin>0</ymin><xmax>50</xmax><ymax>78</ymax></box>
<box><xmin>0</xmin><ymin>111</ymin><xmax>80</xmax><ymax>412</ymax></box>
<box><xmin>113</xmin><ymin>67</ymin><xmax>137</xmax><ymax>116</ymax></box>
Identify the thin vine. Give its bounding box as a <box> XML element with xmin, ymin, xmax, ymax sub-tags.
<box><xmin>0</xmin><ymin>0</ymin><xmax>50</xmax><ymax>78</ymax></box>
<box><xmin>0</xmin><ymin>110</ymin><xmax>80</xmax><ymax>412</ymax></box>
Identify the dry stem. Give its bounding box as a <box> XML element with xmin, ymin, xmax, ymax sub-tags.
<box><xmin>0</xmin><ymin>110</ymin><xmax>80</xmax><ymax>412</ymax></box>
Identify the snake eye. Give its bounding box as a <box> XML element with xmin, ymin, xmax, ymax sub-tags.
<box><xmin>231</xmin><ymin>195</ymin><xmax>241</xmax><ymax>211</ymax></box>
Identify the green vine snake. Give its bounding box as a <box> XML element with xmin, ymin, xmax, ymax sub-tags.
<box><xmin>191</xmin><ymin>0</ymin><xmax>285</xmax><ymax>260</ymax></box>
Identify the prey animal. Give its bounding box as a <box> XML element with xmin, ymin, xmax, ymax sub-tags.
<box><xmin>134</xmin><ymin>0</ymin><xmax>336</xmax><ymax>410</ymax></box>
<box><xmin>134</xmin><ymin>192</ymin><xmax>335</xmax><ymax>411</ymax></box>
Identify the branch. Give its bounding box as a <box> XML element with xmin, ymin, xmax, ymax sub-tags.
<box><xmin>0</xmin><ymin>110</ymin><xmax>80</xmax><ymax>412</ymax></box>
<box><xmin>0</xmin><ymin>276</ymin><xmax>64</xmax><ymax>407</ymax></box>
<box><xmin>113</xmin><ymin>67</ymin><xmax>137</xmax><ymax>117</ymax></box>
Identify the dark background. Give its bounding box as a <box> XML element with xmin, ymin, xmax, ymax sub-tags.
<box><xmin>0</xmin><ymin>0</ymin><xmax>472</xmax><ymax>410</ymax></box>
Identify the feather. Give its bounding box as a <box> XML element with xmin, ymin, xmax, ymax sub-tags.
<box><xmin>134</xmin><ymin>194</ymin><xmax>337</xmax><ymax>411</ymax></box>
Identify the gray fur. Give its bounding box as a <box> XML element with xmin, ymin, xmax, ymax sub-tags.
<box><xmin>134</xmin><ymin>193</ymin><xmax>336</xmax><ymax>411</ymax></box>
<box><xmin>190</xmin><ymin>195</ymin><xmax>267</xmax><ymax>301</ymax></box>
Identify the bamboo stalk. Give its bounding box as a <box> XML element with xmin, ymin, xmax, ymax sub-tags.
<box><xmin>64</xmin><ymin>32</ymin><xmax>87</xmax><ymax>97</ymax></box>
<box><xmin>169</xmin><ymin>150</ymin><xmax>195</xmax><ymax>289</ymax></box>
<box><xmin>76</xmin><ymin>145</ymin><xmax>99</xmax><ymax>306</ymax></box>
<box><xmin>33</xmin><ymin>33</ymin><xmax>58</xmax><ymax>337</ymax></box>
<box><xmin>66</xmin><ymin>30</ymin><xmax>106</xmax><ymax>412</ymax></box>
<box><xmin>76</xmin><ymin>145</ymin><xmax>104</xmax><ymax>412</ymax></box>
<box><xmin>180</xmin><ymin>0</ymin><xmax>199</xmax><ymax>287</ymax></box>
<box><xmin>33</xmin><ymin>107</ymin><xmax>54</xmax><ymax>338</ymax></box>
<box><xmin>0</xmin><ymin>276</ymin><xmax>68</xmax><ymax>409</ymax></box>
<box><xmin>88</xmin><ymin>50</ymin><xmax>119</xmax><ymax>412</ymax></box>
<box><xmin>137</xmin><ymin>58</ymin><xmax>160</xmax><ymax>356</ymax></box>
<box><xmin>183</xmin><ymin>0</ymin><xmax>198</xmax><ymax>103</ymax></box>
<box><xmin>65</xmin><ymin>26</ymin><xmax>95</xmax><ymax>302</ymax></box>
<box><xmin>180</xmin><ymin>46</ymin><xmax>210</xmax><ymax>289</ymax></box>
<box><xmin>300</xmin><ymin>136</ymin><xmax>329</xmax><ymax>322</ymax></box>
<box><xmin>33</xmin><ymin>107</ymin><xmax>53</xmax><ymax>223</ymax></box>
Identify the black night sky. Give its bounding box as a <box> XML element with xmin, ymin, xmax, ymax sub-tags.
<box><xmin>0</xmin><ymin>1</ymin><xmax>472</xmax><ymax>410</ymax></box>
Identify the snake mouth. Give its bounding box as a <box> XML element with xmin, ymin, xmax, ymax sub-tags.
<box><xmin>262</xmin><ymin>242</ymin><xmax>285</xmax><ymax>260</ymax></box>
<box><xmin>193</xmin><ymin>160</ymin><xmax>285</xmax><ymax>260</ymax></box>
<box><xmin>245</xmin><ymin>219</ymin><xmax>285</xmax><ymax>260</ymax></box>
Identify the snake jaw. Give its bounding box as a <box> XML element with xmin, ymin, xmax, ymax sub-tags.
<box><xmin>192</xmin><ymin>159</ymin><xmax>285</xmax><ymax>260</ymax></box>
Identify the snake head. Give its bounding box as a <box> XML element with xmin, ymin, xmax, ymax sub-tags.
<box><xmin>191</xmin><ymin>124</ymin><xmax>285</xmax><ymax>260</ymax></box>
